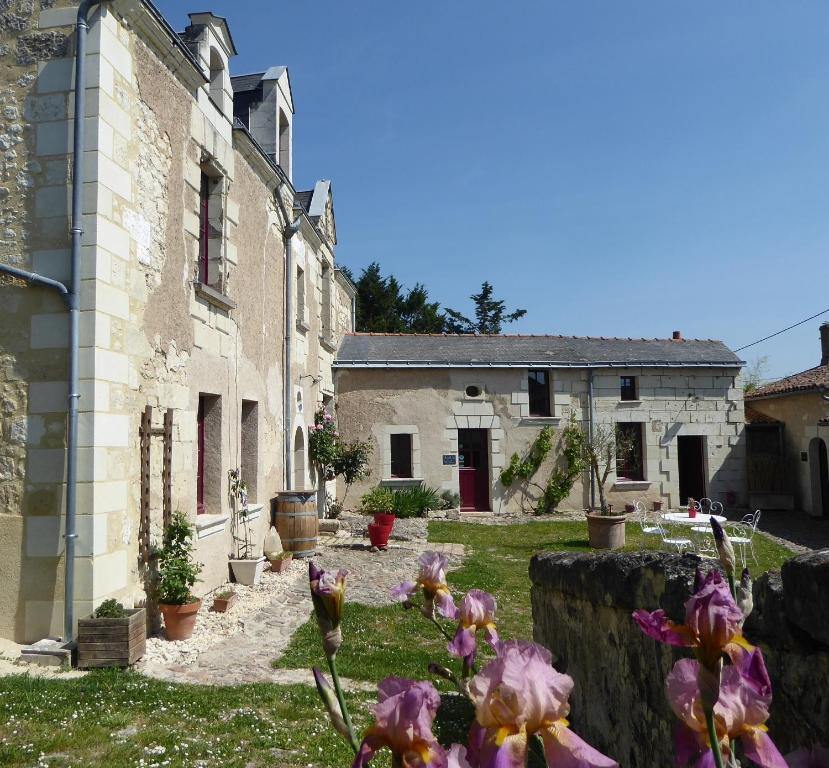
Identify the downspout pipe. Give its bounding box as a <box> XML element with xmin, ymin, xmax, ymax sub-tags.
<box><xmin>0</xmin><ymin>0</ymin><xmax>105</xmax><ymax>645</ymax></box>
<box><xmin>588</xmin><ymin>369</ymin><xmax>596</xmax><ymax>511</ymax></box>
<box><xmin>64</xmin><ymin>0</ymin><xmax>106</xmax><ymax>644</ymax></box>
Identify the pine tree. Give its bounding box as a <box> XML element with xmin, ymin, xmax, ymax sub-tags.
<box><xmin>444</xmin><ymin>281</ymin><xmax>527</xmax><ymax>334</ymax></box>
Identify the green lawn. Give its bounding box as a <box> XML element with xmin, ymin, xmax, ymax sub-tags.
<box><xmin>0</xmin><ymin>521</ymin><xmax>795</xmax><ymax>767</ymax></box>
<box><xmin>0</xmin><ymin>670</ymin><xmax>376</xmax><ymax>767</ymax></box>
<box><xmin>274</xmin><ymin>520</ymin><xmax>794</xmax><ymax>684</ymax></box>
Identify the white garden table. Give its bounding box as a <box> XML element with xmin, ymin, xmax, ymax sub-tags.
<box><xmin>663</xmin><ymin>512</ymin><xmax>726</xmax><ymax>526</ymax></box>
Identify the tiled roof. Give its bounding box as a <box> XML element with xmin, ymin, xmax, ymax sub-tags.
<box><xmin>334</xmin><ymin>333</ymin><xmax>743</xmax><ymax>368</ymax></box>
<box><xmin>745</xmin><ymin>365</ymin><xmax>829</xmax><ymax>400</ymax></box>
<box><xmin>744</xmin><ymin>404</ymin><xmax>781</xmax><ymax>424</ymax></box>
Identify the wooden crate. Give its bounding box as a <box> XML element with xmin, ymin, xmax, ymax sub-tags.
<box><xmin>77</xmin><ymin>608</ymin><xmax>146</xmax><ymax>669</ymax></box>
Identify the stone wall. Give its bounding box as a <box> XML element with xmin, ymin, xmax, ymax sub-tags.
<box><xmin>530</xmin><ymin>550</ymin><xmax>829</xmax><ymax>768</ymax></box>
<box><xmin>334</xmin><ymin>365</ymin><xmax>745</xmax><ymax>514</ymax></box>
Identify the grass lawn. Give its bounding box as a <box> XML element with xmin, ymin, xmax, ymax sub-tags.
<box><xmin>0</xmin><ymin>670</ymin><xmax>378</xmax><ymax>767</ymax></box>
<box><xmin>0</xmin><ymin>521</ymin><xmax>795</xmax><ymax>767</ymax></box>
<box><xmin>274</xmin><ymin>520</ymin><xmax>794</xmax><ymax>683</ymax></box>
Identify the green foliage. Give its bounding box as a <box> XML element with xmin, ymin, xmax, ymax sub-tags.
<box><xmin>270</xmin><ymin>551</ymin><xmax>293</xmax><ymax>561</ymax></box>
<box><xmin>156</xmin><ymin>511</ymin><xmax>201</xmax><ymax>605</ymax></box>
<box><xmin>444</xmin><ymin>281</ymin><xmax>527</xmax><ymax>334</ymax></box>
<box><xmin>308</xmin><ymin>409</ymin><xmax>339</xmax><ymax>481</ymax></box>
<box><xmin>440</xmin><ymin>489</ymin><xmax>461</xmax><ymax>510</ymax></box>
<box><xmin>535</xmin><ymin>423</ymin><xmax>585</xmax><ymax>514</ymax></box>
<box><xmin>391</xmin><ymin>486</ymin><xmax>441</xmax><ymax>518</ymax></box>
<box><xmin>350</xmin><ymin>262</ymin><xmax>447</xmax><ymax>333</ymax></box>
<box><xmin>499</xmin><ymin>427</ymin><xmax>554</xmax><ymax>487</ymax></box>
<box><xmin>94</xmin><ymin>599</ymin><xmax>126</xmax><ymax>619</ymax></box>
<box><xmin>215</xmin><ymin>589</ymin><xmax>235</xmax><ymax>601</ymax></box>
<box><xmin>359</xmin><ymin>484</ymin><xmax>442</xmax><ymax>517</ymax></box>
<box><xmin>333</xmin><ymin>439</ymin><xmax>373</xmax><ymax>487</ymax></box>
<box><xmin>359</xmin><ymin>486</ymin><xmax>396</xmax><ymax>514</ymax></box>
<box><xmin>308</xmin><ymin>407</ymin><xmax>372</xmax><ymax>502</ymax></box>
<box><xmin>499</xmin><ymin>424</ymin><xmax>585</xmax><ymax>514</ymax></box>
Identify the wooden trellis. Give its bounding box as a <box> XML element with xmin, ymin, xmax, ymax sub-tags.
<box><xmin>139</xmin><ymin>405</ymin><xmax>173</xmax><ymax>562</ymax></box>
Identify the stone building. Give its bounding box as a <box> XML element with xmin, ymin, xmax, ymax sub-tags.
<box><xmin>0</xmin><ymin>2</ymin><xmax>354</xmax><ymax>643</ymax></box>
<box><xmin>745</xmin><ymin>323</ymin><xmax>829</xmax><ymax>517</ymax></box>
<box><xmin>334</xmin><ymin>333</ymin><xmax>746</xmax><ymax>514</ymax></box>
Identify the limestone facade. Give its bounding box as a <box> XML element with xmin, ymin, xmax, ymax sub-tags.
<box><xmin>746</xmin><ymin>324</ymin><xmax>829</xmax><ymax>517</ymax></box>
<box><xmin>0</xmin><ymin>1</ymin><xmax>353</xmax><ymax>642</ymax></box>
<box><xmin>334</xmin><ymin>338</ymin><xmax>746</xmax><ymax>514</ymax></box>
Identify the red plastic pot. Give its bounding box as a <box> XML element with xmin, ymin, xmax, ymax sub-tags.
<box><xmin>368</xmin><ymin>523</ymin><xmax>391</xmax><ymax>549</ymax></box>
<box><xmin>373</xmin><ymin>513</ymin><xmax>396</xmax><ymax>528</ymax></box>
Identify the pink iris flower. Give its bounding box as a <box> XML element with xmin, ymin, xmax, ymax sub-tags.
<box><xmin>632</xmin><ymin>569</ymin><xmax>753</xmax><ymax>673</ymax></box>
<box><xmin>447</xmin><ymin>590</ymin><xmax>499</xmax><ymax>663</ymax></box>
<box><xmin>465</xmin><ymin>640</ymin><xmax>618</xmax><ymax>768</ymax></box>
<box><xmin>309</xmin><ymin>562</ymin><xmax>348</xmax><ymax>657</ymax></box>
<box><xmin>667</xmin><ymin>657</ymin><xmax>787</xmax><ymax>768</ymax></box>
<box><xmin>353</xmin><ymin>677</ymin><xmax>448</xmax><ymax>768</ymax></box>
<box><xmin>391</xmin><ymin>551</ymin><xmax>457</xmax><ymax>619</ymax></box>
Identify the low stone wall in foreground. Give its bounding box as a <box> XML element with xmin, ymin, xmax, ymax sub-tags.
<box><xmin>529</xmin><ymin>550</ymin><xmax>829</xmax><ymax>768</ymax></box>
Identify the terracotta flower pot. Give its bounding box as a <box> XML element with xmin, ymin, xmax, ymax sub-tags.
<box><xmin>211</xmin><ymin>593</ymin><xmax>237</xmax><ymax>613</ymax></box>
<box><xmin>373</xmin><ymin>513</ymin><xmax>396</xmax><ymax>529</ymax></box>
<box><xmin>586</xmin><ymin>513</ymin><xmax>627</xmax><ymax>550</ymax></box>
<box><xmin>270</xmin><ymin>555</ymin><xmax>293</xmax><ymax>573</ymax></box>
<box><xmin>368</xmin><ymin>522</ymin><xmax>391</xmax><ymax>549</ymax></box>
<box><xmin>159</xmin><ymin>600</ymin><xmax>201</xmax><ymax>641</ymax></box>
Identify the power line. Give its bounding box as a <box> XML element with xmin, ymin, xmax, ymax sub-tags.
<box><xmin>735</xmin><ymin>308</ymin><xmax>829</xmax><ymax>353</ymax></box>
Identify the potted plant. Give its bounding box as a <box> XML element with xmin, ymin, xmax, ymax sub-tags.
<box><xmin>77</xmin><ymin>599</ymin><xmax>146</xmax><ymax>668</ymax></box>
<box><xmin>368</xmin><ymin>522</ymin><xmax>391</xmax><ymax>549</ymax></box>
<box><xmin>269</xmin><ymin>551</ymin><xmax>294</xmax><ymax>573</ymax></box>
<box><xmin>582</xmin><ymin>425</ymin><xmax>630</xmax><ymax>550</ymax></box>
<box><xmin>228</xmin><ymin>468</ymin><xmax>266</xmax><ymax>586</ymax></box>
<box><xmin>211</xmin><ymin>588</ymin><xmax>237</xmax><ymax>613</ymax></box>
<box><xmin>157</xmin><ymin>511</ymin><xmax>203</xmax><ymax>641</ymax></box>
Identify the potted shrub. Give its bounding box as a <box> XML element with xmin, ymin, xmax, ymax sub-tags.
<box><xmin>269</xmin><ymin>551</ymin><xmax>293</xmax><ymax>573</ymax></box>
<box><xmin>582</xmin><ymin>425</ymin><xmax>630</xmax><ymax>550</ymax></box>
<box><xmin>228</xmin><ymin>468</ymin><xmax>266</xmax><ymax>586</ymax></box>
<box><xmin>77</xmin><ymin>599</ymin><xmax>146</xmax><ymax>669</ymax></box>
<box><xmin>157</xmin><ymin>511</ymin><xmax>203</xmax><ymax>640</ymax></box>
<box><xmin>211</xmin><ymin>588</ymin><xmax>237</xmax><ymax>613</ymax></box>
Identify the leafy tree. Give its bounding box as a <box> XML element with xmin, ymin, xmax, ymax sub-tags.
<box><xmin>349</xmin><ymin>262</ymin><xmax>446</xmax><ymax>333</ymax></box>
<box><xmin>444</xmin><ymin>281</ymin><xmax>527</xmax><ymax>334</ymax></box>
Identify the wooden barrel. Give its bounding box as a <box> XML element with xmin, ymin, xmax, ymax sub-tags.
<box><xmin>273</xmin><ymin>490</ymin><xmax>319</xmax><ymax>557</ymax></box>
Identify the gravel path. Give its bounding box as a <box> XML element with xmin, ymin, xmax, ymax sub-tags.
<box><xmin>137</xmin><ymin>528</ymin><xmax>464</xmax><ymax>688</ymax></box>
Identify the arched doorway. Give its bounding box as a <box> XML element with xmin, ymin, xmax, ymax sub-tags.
<box><xmin>294</xmin><ymin>427</ymin><xmax>306</xmax><ymax>490</ymax></box>
<box><xmin>808</xmin><ymin>438</ymin><xmax>829</xmax><ymax>517</ymax></box>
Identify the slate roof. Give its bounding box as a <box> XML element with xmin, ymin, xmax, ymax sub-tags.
<box><xmin>295</xmin><ymin>190</ymin><xmax>313</xmax><ymax>213</ymax></box>
<box><xmin>334</xmin><ymin>333</ymin><xmax>744</xmax><ymax>368</ymax></box>
<box><xmin>745</xmin><ymin>365</ymin><xmax>829</xmax><ymax>400</ymax></box>
<box><xmin>231</xmin><ymin>73</ymin><xmax>265</xmax><ymax>93</ymax></box>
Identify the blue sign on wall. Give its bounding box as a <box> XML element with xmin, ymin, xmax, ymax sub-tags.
<box><xmin>442</xmin><ymin>454</ymin><xmax>457</xmax><ymax>465</ymax></box>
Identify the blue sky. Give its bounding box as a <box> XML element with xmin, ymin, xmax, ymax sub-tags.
<box><xmin>157</xmin><ymin>1</ymin><xmax>829</xmax><ymax>381</ymax></box>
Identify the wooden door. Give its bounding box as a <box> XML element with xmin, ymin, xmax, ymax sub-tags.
<box><xmin>458</xmin><ymin>429</ymin><xmax>490</xmax><ymax>511</ymax></box>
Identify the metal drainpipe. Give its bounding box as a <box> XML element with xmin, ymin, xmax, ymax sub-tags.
<box><xmin>0</xmin><ymin>1</ymin><xmax>105</xmax><ymax>645</ymax></box>
<box><xmin>64</xmin><ymin>0</ymin><xmax>106</xmax><ymax>644</ymax></box>
<box><xmin>282</xmin><ymin>215</ymin><xmax>300</xmax><ymax>490</ymax></box>
<box><xmin>588</xmin><ymin>369</ymin><xmax>596</xmax><ymax>511</ymax></box>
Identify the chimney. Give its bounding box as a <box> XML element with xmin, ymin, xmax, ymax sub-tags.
<box><xmin>672</xmin><ymin>330</ymin><xmax>682</xmax><ymax>341</ymax></box>
<box><xmin>821</xmin><ymin>322</ymin><xmax>829</xmax><ymax>366</ymax></box>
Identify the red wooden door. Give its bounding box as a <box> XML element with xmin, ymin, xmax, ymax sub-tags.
<box><xmin>458</xmin><ymin>429</ymin><xmax>489</xmax><ymax>511</ymax></box>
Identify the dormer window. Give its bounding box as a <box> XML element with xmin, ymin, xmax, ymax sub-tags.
<box><xmin>279</xmin><ymin>109</ymin><xmax>291</xmax><ymax>178</ymax></box>
<box><xmin>208</xmin><ymin>47</ymin><xmax>230</xmax><ymax>115</ymax></box>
